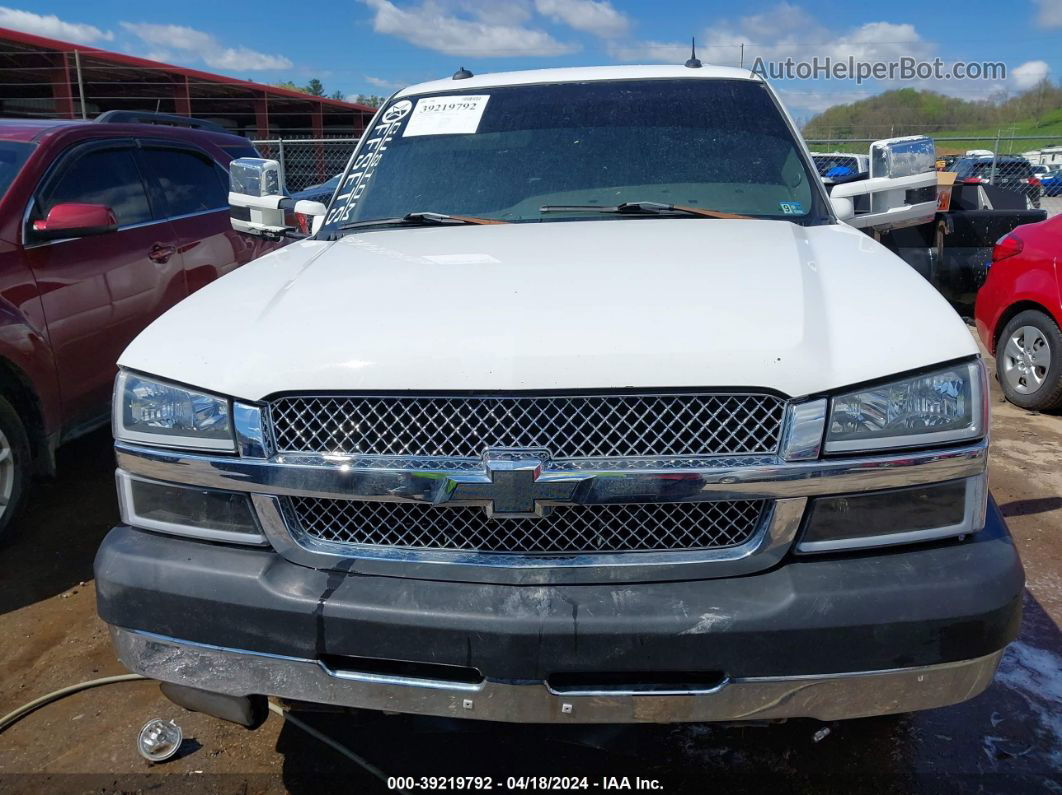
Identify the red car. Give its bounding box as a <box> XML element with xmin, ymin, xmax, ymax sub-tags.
<box><xmin>975</xmin><ymin>213</ymin><xmax>1062</xmax><ymax>410</ymax></box>
<box><xmin>0</xmin><ymin>112</ymin><xmax>274</xmax><ymax>538</ymax></box>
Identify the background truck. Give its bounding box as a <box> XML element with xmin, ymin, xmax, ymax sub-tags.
<box><xmin>818</xmin><ymin>135</ymin><xmax>1047</xmax><ymax>315</ymax></box>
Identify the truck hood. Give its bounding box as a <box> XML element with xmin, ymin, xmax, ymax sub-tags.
<box><xmin>120</xmin><ymin>219</ymin><xmax>977</xmax><ymax>401</ymax></box>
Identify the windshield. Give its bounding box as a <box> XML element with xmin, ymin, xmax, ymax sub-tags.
<box><xmin>0</xmin><ymin>142</ymin><xmax>33</xmax><ymax>202</ymax></box>
<box><xmin>322</xmin><ymin>79</ymin><xmax>827</xmax><ymax>232</ymax></box>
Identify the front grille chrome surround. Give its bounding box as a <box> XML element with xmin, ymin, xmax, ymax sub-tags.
<box><xmin>114</xmin><ymin>435</ymin><xmax>989</xmax><ymax>584</ymax></box>
<box><xmin>284</xmin><ymin>498</ymin><xmax>769</xmax><ymax>555</ymax></box>
<box><xmin>267</xmin><ymin>393</ymin><xmax>785</xmax><ymax>459</ymax></box>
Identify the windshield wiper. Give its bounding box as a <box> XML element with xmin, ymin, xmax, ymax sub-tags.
<box><xmin>539</xmin><ymin>201</ymin><xmax>751</xmax><ymax>220</ymax></box>
<box><xmin>338</xmin><ymin>212</ymin><xmax>505</xmax><ymax>231</ymax></box>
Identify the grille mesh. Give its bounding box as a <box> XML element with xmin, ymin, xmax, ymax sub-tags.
<box><xmin>268</xmin><ymin>394</ymin><xmax>785</xmax><ymax>458</ymax></box>
<box><xmin>286</xmin><ymin>498</ymin><xmax>769</xmax><ymax>554</ymax></box>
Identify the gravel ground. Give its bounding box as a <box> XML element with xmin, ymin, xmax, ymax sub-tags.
<box><xmin>0</xmin><ymin>331</ymin><xmax>1059</xmax><ymax>794</ymax></box>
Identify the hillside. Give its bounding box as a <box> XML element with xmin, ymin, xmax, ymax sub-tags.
<box><xmin>802</xmin><ymin>83</ymin><xmax>1062</xmax><ymax>153</ymax></box>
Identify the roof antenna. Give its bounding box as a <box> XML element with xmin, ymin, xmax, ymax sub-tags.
<box><xmin>685</xmin><ymin>37</ymin><xmax>702</xmax><ymax>69</ymax></box>
<box><xmin>452</xmin><ymin>66</ymin><xmax>473</xmax><ymax>80</ymax></box>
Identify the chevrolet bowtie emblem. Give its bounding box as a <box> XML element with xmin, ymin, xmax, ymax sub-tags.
<box><xmin>436</xmin><ymin>451</ymin><xmax>588</xmax><ymax>518</ymax></box>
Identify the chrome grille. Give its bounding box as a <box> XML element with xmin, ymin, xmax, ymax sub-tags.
<box><xmin>268</xmin><ymin>394</ymin><xmax>785</xmax><ymax>458</ymax></box>
<box><xmin>286</xmin><ymin>498</ymin><xmax>769</xmax><ymax>554</ymax></box>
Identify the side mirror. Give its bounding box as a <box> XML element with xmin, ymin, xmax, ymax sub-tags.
<box><xmin>870</xmin><ymin>136</ymin><xmax>935</xmax><ymax>179</ymax></box>
<box><xmin>32</xmin><ymin>203</ymin><xmax>117</xmax><ymax>239</ymax></box>
<box><xmin>292</xmin><ymin>200</ymin><xmax>327</xmax><ymax>235</ymax></box>
<box><xmin>228</xmin><ymin>157</ymin><xmax>290</xmax><ymax>237</ymax></box>
<box><xmin>830</xmin><ymin>196</ymin><xmax>855</xmax><ymax>221</ymax></box>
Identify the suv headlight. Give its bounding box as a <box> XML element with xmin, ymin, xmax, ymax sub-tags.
<box><xmin>825</xmin><ymin>360</ymin><xmax>987</xmax><ymax>453</ymax></box>
<box><xmin>114</xmin><ymin>370</ymin><xmax>235</xmax><ymax>451</ymax></box>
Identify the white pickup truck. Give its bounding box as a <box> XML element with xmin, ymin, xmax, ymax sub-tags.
<box><xmin>96</xmin><ymin>65</ymin><xmax>1022</xmax><ymax>729</ymax></box>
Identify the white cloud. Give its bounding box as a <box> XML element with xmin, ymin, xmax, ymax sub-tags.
<box><xmin>610</xmin><ymin>4</ymin><xmax>1058</xmax><ymax>114</ymax></box>
<box><xmin>704</xmin><ymin>4</ymin><xmax>933</xmax><ymax>66</ymax></box>
<box><xmin>1011</xmin><ymin>59</ymin><xmax>1050</xmax><ymax>90</ymax></box>
<box><xmin>0</xmin><ymin>6</ymin><xmax>113</xmax><ymax>44</ymax></box>
<box><xmin>364</xmin><ymin>74</ymin><xmax>403</xmax><ymax>90</ymax></box>
<box><xmin>608</xmin><ymin>4</ymin><xmax>933</xmax><ymax>70</ymax></box>
<box><xmin>361</xmin><ymin>0</ymin><xmax>577</xmax><ymax>57</ymax></box>
<box><xmin>534</xmin><ymin>0</ymin><xmax>630</xmax><ymax>38</ymax></box>
<box><xmin>120</xmin><ymin>22</ymin><xmax>292</xmax><ymax>70</ymax></box>
<box><xmin>1033</xmin><ymin>0</ymin><xmax>1062</xmax><ymax>29</ymax></box>
<box><xmin>454</xmin><ymin>0</ymin><xmax>533</xmax><ymax>26</ymax></box>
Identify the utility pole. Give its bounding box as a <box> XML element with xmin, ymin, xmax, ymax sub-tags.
<box><xmin>739</xmin><ymin>43</ymin><xmax>744</xmax><ymax>69</ymax></box>
<box><xmin>990</xmin><ymin>129</ymin><xmax>1000</xmax><ymax>182</ymax></box>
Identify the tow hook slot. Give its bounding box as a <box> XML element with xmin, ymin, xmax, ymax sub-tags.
<box><xmin>318</xmin><ymin>654</ymin><xmax>484</xmax><ymax>686</ymax></box>
<box><xmin>546</xmin><ymin>671</ymin><xmax>729</xmax><ymax>696</ymax></box>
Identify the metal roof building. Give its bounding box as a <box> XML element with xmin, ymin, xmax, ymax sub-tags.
<box><xmin>0</xmin><ymin>27</ymin><xmax>374</xmax><ymax>137</ymax></box>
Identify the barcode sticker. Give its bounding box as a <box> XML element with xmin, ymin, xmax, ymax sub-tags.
<box><xmin>403</xmin><ymin>95</ymin><xmax>490</xmax><ymax>137</ymax></box>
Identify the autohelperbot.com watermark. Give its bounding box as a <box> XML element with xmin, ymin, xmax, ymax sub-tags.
<box><xmin>751</xmin><ymin>56</ymin><xmax>1006</xmax><ymax>84</ymax></box>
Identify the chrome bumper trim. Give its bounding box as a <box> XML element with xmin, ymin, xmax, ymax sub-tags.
<box><xmin>115</xmin><ymin>440</ymin><xmax>988</xmax><ymax>504</ymax></box>
<box><xmin>112</xmin><ymin>627</ymin><xmax>1004</xmax><ymax>724</ymax></box>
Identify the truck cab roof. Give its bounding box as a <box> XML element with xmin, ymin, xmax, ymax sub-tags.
<box><xmin>397</xmin><ymin>64</ymin><xmax>760</xmax><ymax>97</ymax></box>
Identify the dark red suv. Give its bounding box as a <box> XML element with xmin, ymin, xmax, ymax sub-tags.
<box><xmin>0</xmin><ymin>112</ymin><xmax>275</xmax><ymax>537</ymax></box>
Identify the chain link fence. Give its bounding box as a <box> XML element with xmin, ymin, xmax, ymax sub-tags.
<box><xmin>249</xmin><ymin>135</ymin><xmax>1060</xmax><ymax>212</ymax></box>
<box><xmin>251</xmin><ymin>138</ymin><xmax>359</xmax><ymax>201</ymax></box>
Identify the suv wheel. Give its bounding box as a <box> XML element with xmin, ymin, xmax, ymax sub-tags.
<box><xmin>996</xmin><ymin>309</ymin><xmax>1062</xmax><ymax>410</ymax></box>
<box><xmin>0</xmin><ymin>394</ymin><xmax>30</xmax><ymax>542</ymax></box>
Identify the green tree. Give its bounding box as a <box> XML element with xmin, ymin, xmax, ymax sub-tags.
<box><xmin>305</xmin><ymin>78</ymin><xmax>325</xmax><ymax>97</ymax></box>
<box><xmin>801</xmin><ymin>80</ymin><xmax>1062</xmax><ymax>140</ymax></box>
<box><xmin>271</xmin><ymin>80</ymin><xmax>307</xmax><ymax>94</ymax></box>
<box><xmin>355</xmin><ymin>94</ymin><xmax>385</xmax><ymax>108</ymax></box>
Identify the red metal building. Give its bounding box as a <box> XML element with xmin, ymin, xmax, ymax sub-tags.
<box><xmin>0</xmin><ymin>27</ymin><xmax>374</xmax><ymax>137</ymax></box>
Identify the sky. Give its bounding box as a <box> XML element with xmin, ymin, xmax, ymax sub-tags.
<box><xmin>4</xmin><ymin>0</ymin><xmax>1061</xmax><ymax>120</ymax></box>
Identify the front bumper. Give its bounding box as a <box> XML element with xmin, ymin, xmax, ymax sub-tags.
<box><xmin>111</xmin><ymin>627</ymin><xmax>1004</xmax><ymax>724</ymax></box>
<box><xmin>96</xmin><ymin>499</ymin><xmax>1023</xmax><ymax>724</ymax></box>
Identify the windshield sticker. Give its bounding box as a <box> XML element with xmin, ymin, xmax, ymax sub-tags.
<box><xmin>402</xmin><ymin>95</ymin><xmax>490</xmax><ymax>137</ymax></box>
<box><xmin>325</xmin><ymin>99</ymin><xmax>413</xmax><ymax>226</ymax></box>
<box><xmin>778</xmin><ymin>201</ymin><xmax>804</xmax><ymax>214</ymax></box>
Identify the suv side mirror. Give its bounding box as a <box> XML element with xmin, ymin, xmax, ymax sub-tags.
<box><xmin>229</xmin><ymin>157</ymin><xmax>287</xmax><ymax>237</ymax></box>
<box><xmin>32</xmin><ymin>203</ymin><xmax>117</xmax><ymax>239</ymax></box>
<box><xmin>228</xmin><ymin>157</ymin><xmax>327</xmax><ymax>238</ymax></box>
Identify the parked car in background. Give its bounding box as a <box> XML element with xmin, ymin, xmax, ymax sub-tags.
<box><xmin>0</xmin><ymin>111</ymin><xmax>274</xmax><ymax>538</ymax></box>
<box><xmin>952</xmin><ymin>156</ymin><xmax>1041</xmax><ymax>208</ymax></box>
<box><xmin>1037</xmin><ymin>165</ymin><xmax>1062</xmax><ymax>197</ymax></box>
<box><xmin>936</xmin><ymin>153</ymin><xmax>960</xmax><ymax>171</ymax></box>
<box><xmin>976</xmin><ymin>214</ymin><xmax>1062</xmax><ymax>410</ymax></box>
<box><xmin>290</xmin><ymin>172</ymin><xmax>341</xmax><ymax>205</ymax></box>
<box><xmin>810</xmin><ymin>152</ymin><xmax>868</xmax><ymax>181</ymax></box>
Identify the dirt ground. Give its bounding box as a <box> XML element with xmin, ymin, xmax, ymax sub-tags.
<box><xmin>0</xmin><ymin>331</ymin><xmax>1059</xmax><ymax>794</ymax></box>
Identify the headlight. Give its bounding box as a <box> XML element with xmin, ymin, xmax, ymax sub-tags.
<box><xmin>114</xmin><ymin>371</ymin><xmax>235</xmax><ymax>451</ymax></box>
<box><xmin>825</xmin><ymin>360</ymin><xmax>986</xmax><ymax>453</ymax></box>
